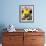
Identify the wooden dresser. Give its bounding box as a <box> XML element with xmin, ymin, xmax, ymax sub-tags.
<box><xmin>2</xmin><ymin>30</ymin><xmax>45</xmax><ymax>46</ymax></box>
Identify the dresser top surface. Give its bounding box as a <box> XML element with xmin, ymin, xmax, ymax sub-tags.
<box><xmin>3</xmin><ymin>29</ymin><xmax>45</xmax><ymax>33</ymax></box>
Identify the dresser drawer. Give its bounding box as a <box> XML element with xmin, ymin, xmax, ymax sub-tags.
<box><xmin>3</xmin><ymin>32</ymin><xmax>23</xmax><ymax>36</ymax></box>
<box><xmin>3</xmin><ymin>44</ymin><xmax>15</xmax><ymax>46</ymax></box>
<box><xmin>24</xmin><ymin>32</ymin><xmax>44</xmax><ymax>36</ymax></box>
<box><xmin>3</xmin><ymin>43</ymin><xmax>23</xmax><ymax>46</ymax></box>
<box><xmin>32</xmin><ymin>44</ymin><xmax>44</xmax><ymax>46</ymax></box>
<box><xmin>32</xmin><ymin>36</ymin><xmax>45</xmax><ymax>44</ymax></box>
<box><xmin>3</xmin><ymin>35</ymin><xmax>23</xmax><ymax>44</ymax></box>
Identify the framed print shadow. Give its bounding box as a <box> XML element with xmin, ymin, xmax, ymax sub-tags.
<box><xmin>19</xmin><ymin>5</ymin><xmax>34</xmax><ymax>23</ymax></box>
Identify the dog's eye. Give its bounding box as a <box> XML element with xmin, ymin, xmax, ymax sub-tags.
<box><xmin>22</xmin><ymin>10</ymin><xmax>24</xmax><ymax>13</ymax></box>
<box><xmin>29</xmin><ymin>10</ymin><xmax>32</xmax><ymax>14</ymax></box>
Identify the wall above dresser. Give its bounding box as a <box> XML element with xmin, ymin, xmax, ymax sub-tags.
<box><xmin>0</xmin><ymin>0</ymin><xmax>46</xmax><ymax>29</ymax></box>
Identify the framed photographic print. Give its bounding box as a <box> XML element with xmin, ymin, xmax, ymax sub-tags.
<box><xmin>19</xmin><ymin>5</ymin><xmax>34</xmax><ymax>23</ymax></box>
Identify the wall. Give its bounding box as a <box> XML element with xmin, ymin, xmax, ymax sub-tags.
<box><xmin>0</xmin><ymin>0</ymin><xmax>46</xmax><ymax>29</ymax></box>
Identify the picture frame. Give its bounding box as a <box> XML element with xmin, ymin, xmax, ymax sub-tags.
<box><xmin>19</xmin><ymin>5</ymin><xmax>34</xmax><ymax>23</ymax></box>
